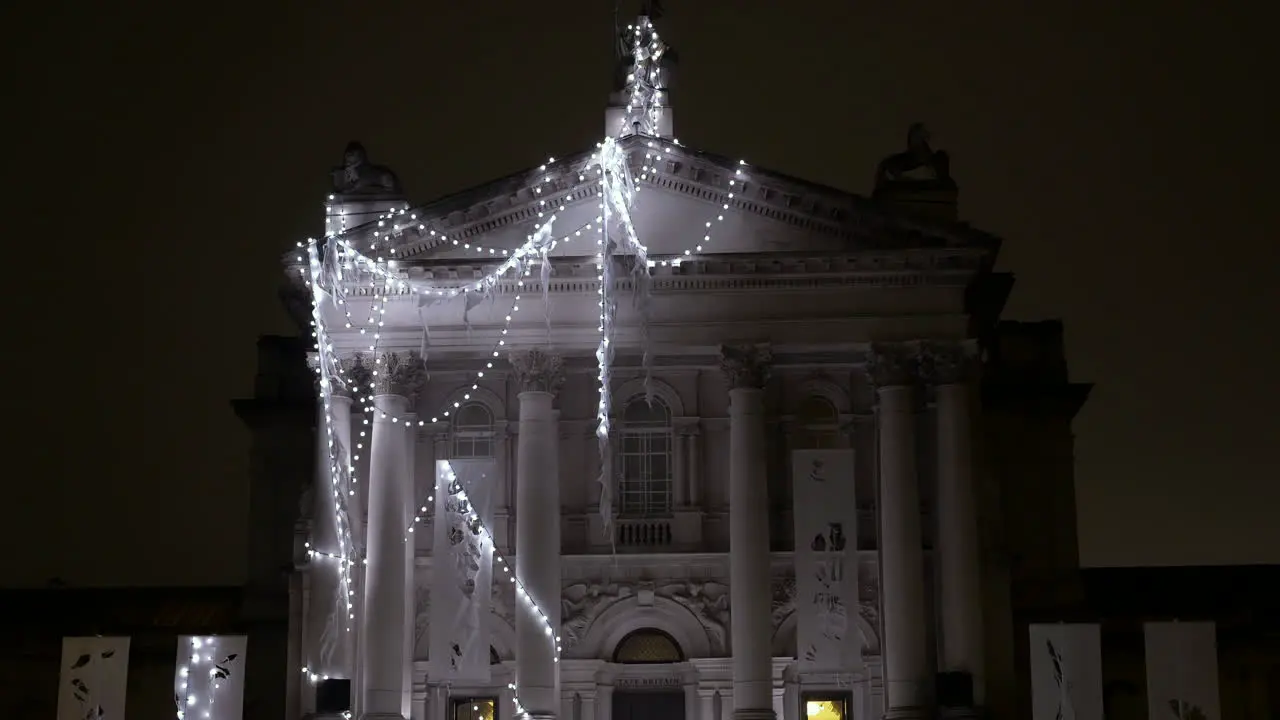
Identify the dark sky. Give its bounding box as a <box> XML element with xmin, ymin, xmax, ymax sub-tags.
<box><xmin>7</xmin><ymin>1</ymin><xmax>1277</xmax><ymax>587</ymax></box>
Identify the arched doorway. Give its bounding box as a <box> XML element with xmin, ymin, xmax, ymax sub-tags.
<box><xmin>611</xmin><ymin>629</ymin><xmax>686</xmax><ymax>720</ymax></box>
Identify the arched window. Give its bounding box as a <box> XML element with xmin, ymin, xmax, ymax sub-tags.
<box><xmin>793</xmin><ymin>395</ymin><xmax>840</xmax><ymax>449</ymax></box>
<box><xmin>618</xmin><ymin>397</ymin><xmax>673</xmax><ymax>516</ymax></box>
<box><xmin>452</xmin><ymin>402</ymin><xmax>495</xmax><ymax>459</ymax></box>
<box><xmin>612</xmin><ymin>629</ymin><xmax>684</xmax><ymax>663</ymax></box>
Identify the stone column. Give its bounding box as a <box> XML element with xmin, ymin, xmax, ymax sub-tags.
<box><xmin>305</xmin><ymin>353</ymin><xmax>366</xmax><ymax>699</ymax></box>
<box><xmin>926</xmin><ymin>342</ymin><xmax>985</xmax><ymax>712</ymax></box>
<box><xmin>595</xmin><ymin>684</ymin><xmax>613</xmax><ymax>720</ymax></box>
<box><xmin>866</xmin><ymin>344</ymin><xmax>929</xmax><ymax>720</ymax></box>
<box><xmin>361</xmin><ymin>351</ymin><xmax>425</xmax><ymax>720</ymax></box>
<box><xmin>510</xmin><ymin>348</ymin><xmax>565</xmax><ymax>720</ymax></box>
<box><xmin>402</xmin><ymin>412</ymin><xmax>420</xmax><ymax>720</ymax></box>
<box><xmin>697</xmin><ymin>688</ymin><xmax>716</xmax><ymax>720</ymax></box>
<box><xmin>720</xmin><ymin>344</ymin><xmax>776</xmax><ymax>720</ymax></box>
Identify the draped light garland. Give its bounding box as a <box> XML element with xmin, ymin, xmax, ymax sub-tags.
<box><xmin>297</xmin><ymin>11</ymin><xmax>756</xmax><ymax>716</ymax></box>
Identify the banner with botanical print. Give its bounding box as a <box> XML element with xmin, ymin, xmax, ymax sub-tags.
<box><xmin>57</xmin><ymin>636</ymin><xmax>131</xmax><ymax>720</ymax></box>
<box><xmin>429</xmin><ymin>459</ymin><xmax>494</xmax><ymax>682</ymax></box>
<box><xmin>174</xmin><ymin>635</ymin><xmax>248</xmax><ymax>720</ymax></box>
<box><xmin>790</xmin><ymin>449</ymin><xmax>859</xmax><ymax>669</ymax></box>
<box><xmin>1143</xmin><ymin>622</ymin><xmax>1220</xmax><ymax>720</ymax></box>
<box><xmin>1028</xmin><ymin>623</ymin><xmax>1104</xmax><ymax>720</ymax></box>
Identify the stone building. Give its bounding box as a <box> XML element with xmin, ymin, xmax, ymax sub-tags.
<box><xmin>250</xmin><ymin>14</ymin><xmax>1092</xmax><ymax>720</ymax></box>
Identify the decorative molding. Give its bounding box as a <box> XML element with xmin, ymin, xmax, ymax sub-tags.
<box><xmin>508</xmin><ymin>348</ymin><xmax>565</xmax><ymax>394</ymax></box>
<box><xmin>439</xmin><ymin>383</ymin><xmax>507</xmax><ymax>420</ymax></box>
<box><xmin>612</xmin><ymin>376</ymin><xmax>686</xmax><ymax>417</ymax></box>
<box><xmin>369</xmin><ymin>351</ymin><xmax>426</xmax><ymax>398</ymax></box>
<box><xmin>863</xmin><ymin>342</ymin><xmax>923</xmax><ymax>388</ymax></box>
<box><xmin>720</xmin><ymin>343</ymin><xmax>773</xmax><ymax>389</ymax></box>
<box><xmin>920</xmin><ymin>339</ymin><xmax>980</xmax><ymax>385</ymax></box>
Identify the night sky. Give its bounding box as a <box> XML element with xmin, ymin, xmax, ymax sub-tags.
<box><xmin>7</xmin><ymin>1</ymin><xmax>1276</xmax><ymax>587</ymax></box>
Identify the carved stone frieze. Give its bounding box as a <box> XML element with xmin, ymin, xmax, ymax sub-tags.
<box><xmin>364</xmin><ymin>351</ymin><xmax>425</xmax><ymax>398</ymax></box>
<box><xmin>560</xmin><ymin>582</ymin><xmax>628</xmax><ymax>648</ymax></box>
<box><xmin>770</xmin><ymin>575</ymin><xmax>797</xmax><ymax>629</ymax></box>
<box><xmin>864</xmin><ymin>342</ymin><xmax>922</xmax><ymax>388</ymax></box>
<box><xmin>720</xmin><ymin>343</ymin><xmax>772</xmax><ymax>389</ymax></box>
<box><xmin>657</xmin><ymin>580</ymin><xmax>730</xmax><ymax>655</ymax></box>
<box><xmin>920</xmin><ymin>340</ymin><xmax>980</xmax><ymax>385</ymax></box>
<box><xmin>509</xmin><ymin>348</ymin><xmax>565</xmax><ymax>394</ymax></box>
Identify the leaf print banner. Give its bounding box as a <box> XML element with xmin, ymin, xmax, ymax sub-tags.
<box><xmin>174</xmin><ymin>635</ymin><xmax>248</xmax><ymax>720</ymax></box>
<box><xmin>790</xmin><ymin>449</ymin><xmax>859</xmax><ymax>670</ymax></box>
<box><xmin>429</xmin><ymin>459</ymin><xmax>494</xmax><ymax>683</ymax></box>
<box><xmin>57</xmin><ymin>636</ymin><xmax>131</xmax><ymax>720</ymax></box>
<box><xmin>1143</xmin><ymin>622</ymin><xmax>1220</xmax><ymax>720</ymax></box>
<box><xmin>1029</xmin><ymin>624</ymin><xmax>1103</xmax><ymax>720</ymax></box>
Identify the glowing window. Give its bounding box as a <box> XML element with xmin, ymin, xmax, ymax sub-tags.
<box><xmin>804</xmin><ymin>697</ymin><xmax>846</xmax><ymax>720</ymax></box>
<box><xmin>453</xmin><ymin>697</ymin><xmax>496</xmax><ymax>720</ymax></box>
<box><xmin>612</xmin><ymin>629</ymin><xmax>684</xmax><ymax>663</ymax></box>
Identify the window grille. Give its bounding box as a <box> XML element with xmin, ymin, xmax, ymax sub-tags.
<box><xmin>612</xmin><ymin>629</ymin><xmax>684</xmax><ymax>663</ymax></box>
<box><xmin>452</xmin><ymin>402</ymin><xmax>495</xmax><ymax>459</ymax></box>
<box><xmin>617</xmin><ymin>397</ymin><xmax>673</xmax><ymax>516</ymax></box>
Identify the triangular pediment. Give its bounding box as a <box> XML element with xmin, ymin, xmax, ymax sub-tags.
<box><xmin>296</xmin><ymin>134</ymin><xmax>999</xmax><ymax>268</ymax></box>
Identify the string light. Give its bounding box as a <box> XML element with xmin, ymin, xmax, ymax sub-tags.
<box><xmin>174</xmin><ymin>636</ymin><xmax>239</xmax><ymax>720</ymax></box>
<box><xmin>296</xmin><ymin>9</ymin><xmax>753</xmax><ymax>699</ymax></box>
<box><xmin>434</xmin><ymin>461</ymin><xmax>560</xmax><ymax>719</ymax></box>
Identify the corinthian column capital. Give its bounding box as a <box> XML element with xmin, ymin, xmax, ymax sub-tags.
<box><xmin>369</xmin><ymin>351</ymin><xmax>426</xmax><ymax>399</ymax></box>
<box><xmin>508</xmin><ymin>348</ymin><xmax>565</xmax><ymax>394</ymax></box>
<box><xmin>920</xmin><ymin>340</ymin><xmax>980</xmax><ymax>386</ymax></box>
<box><xmin>307</xmin><ymin>352</ymin><xmax>374</xmax><ymax>398</ymax></box>
<box><xmin>720</xmin><ymin>343</ymin><xmax>772</xmax><ymax>389</ymax></box>
<box><xmin>864</xmin><ymin>342</ymin><xmax>923</xmax><ymax>388</ymax></box>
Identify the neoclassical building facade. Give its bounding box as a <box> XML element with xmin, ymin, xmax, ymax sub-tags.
<box><xmin>245</xmin><ymin>41</ymin><xmax>1090</xmax><ymax>720</ymax></box>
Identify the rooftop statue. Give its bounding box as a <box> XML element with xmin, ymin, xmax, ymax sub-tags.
<box><xmin>331</xmin><ymin>141</ymin><xmax>402</xmax><ymax>196</ymax></box>
<box><xmin>874</xmin><ymin>123</ymin><xmax>954</xmax><ymax>190</ymax></box>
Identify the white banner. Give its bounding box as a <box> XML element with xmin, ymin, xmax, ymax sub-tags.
<box><xmin>429</xmin><ymin>459</ymin><xmax>495</xmax><ymax>682</ymax></box>
<box><xmin>57</xmin><ymin>636</ymin><xmax>131</xmax><ymax>720</ymax></box>
<box><xmin>790</xmin><ymin>449</ymin><xmax>858</xmax><ymax>669</ymax></box>
<box><xmin>174</xmin><ymin>635</ymin><xmax>249</xmax><ymax>720</ymax></box>
<box><xmin>1029</xmin><ymin>624</ymin><xmax>1103</xmax><ymax>720</ymax></box>
<box><xmin>1144</xmin><ymin>622</ymin><xmax>1220</xmax><ymax>720</ymax></box>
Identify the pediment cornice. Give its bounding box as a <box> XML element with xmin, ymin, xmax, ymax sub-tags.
<box><xmin>289</xmin><ymin>135</ymin><xmax>1001</xmax><ymax>270</ymax></box>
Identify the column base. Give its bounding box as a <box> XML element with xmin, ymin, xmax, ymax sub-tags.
<box><xmin>883</xmin><ymin>706</ymin><xmax>929</xmax><ymax>720</ymax></box>
<box><xmin>732</xmin><ymin>708</ymin><xmax>777</xmax><ymax>720</ymax></box>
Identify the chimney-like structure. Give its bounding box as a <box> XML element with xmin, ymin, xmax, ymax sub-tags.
<box><xmin>605</xmin><ymin>14</ymin><xmax>675</xmax><ymax>139</ymax></box>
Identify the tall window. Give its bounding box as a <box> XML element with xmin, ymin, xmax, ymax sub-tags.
<box><xmin>618</xmin><ymin>397</ymin><xmax>673</xmax><ymax>516</ymax></box>
<box><xmin>452</xmin><ymin>402</ymin><xmax>494</xmax><ymax>459</ymax></box>
<box><xmin>793</xmin><ymin>395</ymin><xmax>840</xmax><ymax>449</ymax></box>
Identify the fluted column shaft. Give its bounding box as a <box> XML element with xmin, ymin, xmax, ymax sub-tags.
<box><xmin>933</xmin><ymin>343</ymin><xmax>985</xmax><ymax>708</ymax></box>
<box><xmin>869</xmin><ymin>346</ymin><xmax>929</xmax><ymax>720</ymax></box>
<box><xmin>721</xmin><ymin>344</ymin><xmax>776</xmax><ymax>720</ymax></box>
<box><xmin>510</xmin><ymin>348</ymin><xmax>565</xmax><ymax>720</ymax></box>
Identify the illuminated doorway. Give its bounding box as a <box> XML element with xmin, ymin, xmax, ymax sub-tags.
<box><xmin>803</xmin><ymin>694</ymin><xmax>850</xmax><ymax>720</ymax></box>
<box><xmin>612</xmin><ymin>629</ymin><xmax>686</xmax><ymax>720</ymax></box>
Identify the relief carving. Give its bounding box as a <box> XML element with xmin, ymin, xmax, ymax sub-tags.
<box><xmin>491</xmin><ymin>576</ymin><xmax>515</xmax><ymax>630</ymax></box>
<box><xmin>508</xmin><ymin>348</ymin><xmax>566</xmax><ymax>394</ymax></box>
<box><xmin>560</xmin><ymin>582</ymin><xmax>627</xmax><ymax>647</ymax></box>
<box><xmin>658</xmin><ymin>581</ymin><xmax>730</xmax><ymax>654</ymax></box>
<box><xmin>770</xmin><ymin>575</ymin><xmax>797</xmax><ymax>629</ymax></box>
